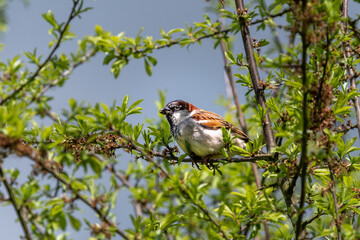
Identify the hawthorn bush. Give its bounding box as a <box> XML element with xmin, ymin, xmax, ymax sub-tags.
<box><xmin>1</xmin><ymin>0</ymin><xmax>360</xmax><ymax>239</ymax></box>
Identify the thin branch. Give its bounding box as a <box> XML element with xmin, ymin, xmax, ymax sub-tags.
<box><xmin>295</xmin><ymin>1</ymin><xmax>309</xmax><ymax>239</ymax></box>
<box><xmin>349</xmin><ymin>17</ymin><xmax>360</xmax><ymax>42</ymax></box>
<box><xmin>29</xmin><ymin>50</ymin><xmax>97</xmax><ymax>106</ymax></box>
<box><xmin>342</xmin><ymin>0</ymin><xmax>360</xmax><ymax>138</ymax></box>
<box><xmin>328</xmin><ymin>162</ymin><xmax>342</xmax><ymax>239</ymax></box>
<box><xmin>187</xmin><ymin>195</ymin><xmax>229</xmax><ymax>240</ymax></box>
<box><xmin>178</xmin><ymin>154</ymin><xmax>274</xmax><ymax>164</ymax></box>
<box><xmin>0</xmin><ymin>165</ymin><xmax>33</xmax><ymax>240</ymax></box>
<box><xmin>152</xmin><ymin>28</ymin><xmax>230</xmax><ymax>52</ymax></box>
<box><xmin>93</xmin><ymin>153</ymin><xmax>152</xmax><ymax>217</ymax></box>
<box><xmin>301</xmin><ymin>211</ymin><xmax>325</xmax><ymax>229</ymax></box>
<box><xmin>24</xmin><ymin>206</ymin><xmax>46</xmax><ymax>238</ymax></box>
<box><xmin>35</xmin><ymin>160</ymin><xmax>129</xmax><ymax>239</ymax></box>
<box><xmin>115</xmin><ymin>131</ymin><xmax>170</xmax><ymax>179</ymax></box>
<box><xmin>251</xmin><ymin>8</ymin><xmax>291</xmax><ymax>25</ymax></box>
<box><xmin>0</xmin><ymin>135</ymin><xmax>129</xmax><ymax>240</ymax></box>
<box><xmin>0</xmin><ymin>0</ymin><xmax>81</xmax><ymax>105</ymax></box>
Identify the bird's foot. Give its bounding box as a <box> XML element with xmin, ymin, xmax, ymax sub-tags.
<box><xmin>189</xmin><ymin>153</ymin><xmax>201</xmax><ymax>170</ymax></box>
<box><xmin>202</xmin><ymin>155</ymin><xmax>215</xmax><ymax>170</ymax></box>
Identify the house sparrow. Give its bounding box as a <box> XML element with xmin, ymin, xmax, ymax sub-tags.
<box><xmin>160</xmin><ymin>100</ymin><xmax>250</xmax><ymax>167</ymax></box>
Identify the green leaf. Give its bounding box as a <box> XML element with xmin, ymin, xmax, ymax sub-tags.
<box><xmin>258</xmin><ymin>38</ymin><xmax>270</xmax><ymax>47</ymax></box>
<box><xmin>68</xmin><ymin>214</ymin><xmax>82</xmax><ymax>231</ymax></box>
<box><xmin>230</xmin><ymin>145</ymin><xmax>251</xmax><ymax>157</ymax></box>
<box><xmin>42</xmin><ymin>10</ymin><xmax>58</xmax><ymax>28</ymax></box>
<box><xmin>224</xmin><ymin>50</ymin><xmax>236</xmax><ymax>64</ymax></box>
<box><xmin>147</xmin><ymin>56</ymin><xmax>157</xmax><ymax>66</ymax></box>
<box><xmin>145</xmin><ymin>59</ymin><xmax>152</xmax><ymax>76</ymax></box>
<box><xmin>160</xmin><ymin>213</ymin><xmax>184</xmax><ymax>231</ymax></box>
<box><xmin>267</xmin><ymin>97</ymin><xmax>281</xmax><ymax>116</ymax></box>
<box><xmin>51</xmin><ymin>203</ymin><xmax>64</xmax><ymax>216</ymax></box>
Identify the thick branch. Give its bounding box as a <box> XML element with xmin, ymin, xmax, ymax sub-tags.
<box><xmin>234</xmin><ymin>0</ymin><xmax>276</xmax><ymax>152</ymax></box>
<box><xmin>219</xmin><ymin>18</ymin><xmax>270</xmax><ymax>238</ymax></box>
<box><xmin>0</xmin><ymin>165</ymin><xmax>33</xmax><ymax>240</ymax></box>
<box><xmin>342</xmin><ymin>0</ymin><xmax>360</xmax><ymax>138</ymax></box>
<box><xmin>295</xmin><ymin>1</ymin><xmax>309</xmax><ymax>238</ymax></box>
<box><xmin>0</xmin><ymin>0</ymin><xmax>81</xmax><ymax>105</ymax></box>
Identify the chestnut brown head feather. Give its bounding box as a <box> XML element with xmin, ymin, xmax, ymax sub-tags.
<box><xmin>160</xmin><ymin>100</ymin><xmax>198</xmax><ymax>115</ymax></box>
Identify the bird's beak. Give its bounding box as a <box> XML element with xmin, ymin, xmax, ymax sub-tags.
<box><xmin>160</xmin><ymin>107</ymin><xmax>170</xmax><ymax>115</ymax></box>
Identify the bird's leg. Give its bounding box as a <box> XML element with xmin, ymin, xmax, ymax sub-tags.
<box><xmin>189</xmin><ymin>153</ymin><xmax>201</xmax><ymax>170</ymax></box>
<box><xmin>202</xmin><ymin>155</ymin><xmax>215</xmax><ymax>170</ymax></box>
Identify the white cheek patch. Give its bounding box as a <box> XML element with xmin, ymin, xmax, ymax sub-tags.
<box><xmin>172</xmin><ymin>112</ymin><xmax>181</xmax><ymax>125</ymax></box>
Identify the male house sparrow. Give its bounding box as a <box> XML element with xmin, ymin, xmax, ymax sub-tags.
<box><xmin>160</xmin><ymin>100</ymin><xmax>249</xmax><ymax>166</ymax></box>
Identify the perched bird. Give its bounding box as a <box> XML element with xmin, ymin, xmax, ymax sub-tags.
<box><xmin>160</xmin><ymin>100</ymin><xmax>250</xmax><ymax>167</ymax></box>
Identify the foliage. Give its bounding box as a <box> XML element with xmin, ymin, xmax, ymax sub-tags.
<box><xmin>0</xmin><ymin>0</ymin><xmax>360</xmax><ymax>239</ymax></box>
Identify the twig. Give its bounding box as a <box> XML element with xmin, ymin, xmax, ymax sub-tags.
<box><xmin>152</xmin><ymin>29</ymin><xmax>230</xmax><ymax>51</ymax></box>
<box><xmin>178</xmin><ymin>154</ymin><xmax>274</xmax><ymax>163</ymax></box>
<box><xmin>116</xmin><ymin>131</ymin><xmax>170</xmax><ymax>179</ymax></box>
<box><xmin>295</xmin><ymin>1</ymin><xmax>309</xmax><ymax>239</ymax></box>
<box><xmin>92</xmin><ymin>153</ymin><xmax>151</xmax><ymax>217</ymax></box>
<box><xmin>188</xmin><ymin>196</ymin><xmax>229</xmax><ymax>240</ymax></box>
<box><xmin>349</xmin><ymin>17</ymin><xmax>360</xmax><ymax>41</ymax></box>
<box><xmin>328</xmin><ymin>161</ymin><xmax>342</xmax><ymax>239</ymax></box>
<box><xmin>342</xmin><ymin>0</ymin><xmax>360</xmax><ymax>138</ymax></box>
<box><xmin>0</xmin><ymin>0</ymin><xmax>81</xmax><ymax>105</ymax></box>
<box><xmin>24</xmin><ymin>206</ymin><xmax>46</xmax><ymax>237</ymax></box>
<box><xmin>301</xmin><ymin>211</ymin><xmax>324</xmax><ymax>229</ymax></box>
<box><xmin>251</xmin><ymin>8</ymin><xmax>291</xmax><ymax>25</ymax></box>
<box><xmin>0</xmin><ymin>165</ymin><xmax>33</xmax><ymax>240</ymax></box>
<box><xmin>29</xmin><ymin>50</ymin><xmax>97</xmax><ymax>106</ymax></box>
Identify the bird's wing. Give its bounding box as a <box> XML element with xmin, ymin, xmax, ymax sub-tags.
<box><xmin>191</xmin><ymin>110</ymin><xmax>250</xmax><ymax>142</ymax></box>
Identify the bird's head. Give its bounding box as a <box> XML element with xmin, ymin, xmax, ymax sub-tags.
<box><xmin>160</xmin><ymin>100</ymin><xmax>198</xmax><ymax>125</ymax></box>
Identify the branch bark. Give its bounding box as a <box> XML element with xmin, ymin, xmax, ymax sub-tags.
<box><xmin>0</xmin><ymin>165</ymin><xmax>33</xmax><ymax>240</ymax></box>
<box><xmin>342</xmin><ymin>0</ymin><xmax>360</xmax><ymax>138</ymax></box>
<box><xmin>233</xmin><ymin>1</ymin><xmax>279</xmax><ymax>237</ymax></box>
<box><xmin>234</xmin><ymin>0</ymin><xmax>276</xmax><ymax>152</ymax></box>
<box><xmin>295</xmin><ymin>1</ymin><xmax>309</xmax><ymax>239</ymax></box>
<box><xmin>219</xmin><ymin>36</ymin><xmax>270</xmax><ymax>239</ymax></box>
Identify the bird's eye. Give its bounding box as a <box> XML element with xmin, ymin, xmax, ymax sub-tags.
<box><xmin>174</xmin><ymin>105</ymin><xmax>180</xmax><ymax>111</ymax></box>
